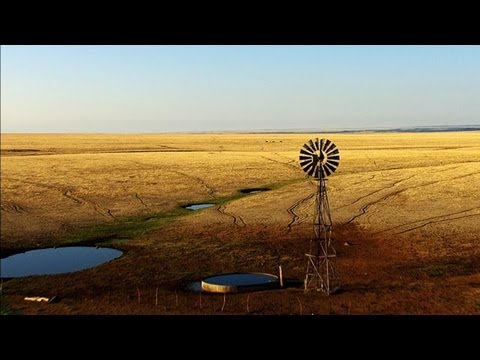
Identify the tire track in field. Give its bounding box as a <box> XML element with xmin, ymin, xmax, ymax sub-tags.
<box><xmin>338</xmin><ymin>163</ymin><xmax>461</xmax><ymax>187</ymax></box>
<box><xmin>63</xmin><ymin>189</ymin><xmax>83</xmax><ymax>204</ymax></box>
<box><xmin>165</xmin><ymin>168</ymin><xmax>248</xmax><ymax>227</ymax></box>
<box><xmin>168</xmin><ymin>168</ymin><xmax>244</xmax><ymax>225</ymax></box>
<box><xmin>134</xmin><ymin>193</ymin><xmax>148</xmax><ymax>208</ymax></box>
<box><xmin>273</xmin><ymin>152</ymin><xmax>297</xmax><ymax>164</ymax></box>
<box><xmin>11</xmin><ymin>178</ymin><xmax>117</xmax><ymax>221</ymax></box>
<box><xmin>260</xmin><ymin>155</ymin><xmax>302</xmax><ymax>172</ymax></box>
<box><xmin>387</xmin><ymin>170</ymin><xmax>480</xmax><ymax>198</ymax></box>
<box><xmin>119</xmin><ymin>184</ymin><xmax>149</xmax><ymax>209</ymax></box>
<box><xmin>286</xmin><ymin>192</ymin><xmax>316</xmax><ymax>231</ymax></box>
<box><xmin>335</xmin><ymin>174</ymin><xmax>415</xmax><ymax>211</ymax></box>
<box><xmin>396</xmin><ymin>213</ymin><xmax>480</xmax><ymax>234</ymax></box>
<box><xmin>161</xmin><ymin>168</ymin><xmax>217</xmax><ymax>198</ymax></box>
<box><xmin>132</xmin><ymin>162</ymin><xmax>250</xmax><ymax>227</ymax></box>
<box><xmin>348</xmin><ymin>174</ymin><xmax>376</xmax><ymax>187</ymax></box>
<box><xmin>375</xmin><ymin>207</ymin><xmax>480</xmax><ymax>235</ymax></box>
<box><xmin>339</xmin><ymin>160</ymin><xmax>480</xmax><ymax>177</ymax></box>
<box><xmin>216</xmin><ymin>205</ymin><xmax>246</xmax><ymax>227</ymax></box>
<box><xmin>343</xmin><ymin>171</ymin><xmax>480</xmax><ymax>225</ymax></box>
<box><xmin>434</xmin><ymin>165</ymin><xmax>462</xmax><ymax>174</ymax></box>
<box><xmin>130</xmin><ymin>161</ymin><xmax>217</xmax><ymax>198</ymax></box>
<box><xmin>345</xmin><ymin>189</ymin><xmax>406</xmax><ymax>225</ymax></box>
<box><xmin>63</xmin><ymin>188</ymin><xmax>117</xmax><ymax>220</ymax></box>
<box><xmin>163</xmin><ymin>166</ymin><xmax>247</xmax><ymax>226</ymax></box>
<box><xmin>1</xmin><ymin>202</ymin><xmax>26</xmax><ymax>213</ymax></box>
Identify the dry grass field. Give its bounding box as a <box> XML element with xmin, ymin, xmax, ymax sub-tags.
<box><xmin>1</xmin><ymin>132</ymin><xmax>480</xmax><ymax>315</ymax></box>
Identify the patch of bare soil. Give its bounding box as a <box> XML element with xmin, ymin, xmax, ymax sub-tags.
<box><xmin>3</xmin><ymin>220</ymin><xmax>478</xmax><ymax>315</ymax></box>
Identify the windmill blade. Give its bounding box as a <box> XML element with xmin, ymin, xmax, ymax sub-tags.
<box><xmin>324</xmin><ymin>162</ymin><xmax>337</xmax><ymax>174</ymax></box>
<box><xmin>325</xmin><ymin>142</ymin><xmax>336</xmax><ymax>154</ymax></box>
<box><xmin>327</xmin><ymin>148</ymin><xmax>339</xmax><ymax>156</ymax></box>
<box><xmin>302</xmin><ymin>145</ymin><xmax>314</xmax><ymax>154</ymax></box>
<box><xmin>300</xmin><ymin>160</ymin><xmax>314</xmax><ymax>169</ymax></box>
<box><xmin>302</xmin><ymin>144</ymin><xmax>315</xmax><ymax>154</ymax></box>
<box><xmin>300</xmin><ymin>160</ymin><xmax>313</xmax><ymax>168</ymax></box>
<box><xmin>323</xmin><ymin>139</ymin><xmax>332</xmax><ymax>152</ymax></box>
<box><xmin>300</xmin><ymin>148</ymin><xmax>313</xmax><ymax>157</ymax></box>
<box><xmin>302</xmin><ymin>161</ymin><xmax>315</xmax><ymax>173</ymax></box>
<box><xmin>323</xmin><ymin>164</ymin><xmax>333</xmax><ymax>176</ymax></box>
<box><xmin>326</xmin><ymin>160</ymin><xmax>339</xmax><ymax>168</ymax></box>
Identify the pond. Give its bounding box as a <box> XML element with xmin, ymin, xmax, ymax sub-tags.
<box><xmin>0</xmin><ymin>246</ymin><xmax>123</xmax><ymax>278</ymax></box>
<box><xmin>239</xmin><ymin>188</ymin><xmax>270</xmax><ymax>194</ymax></box>
<box><xmin>182</xmin><ymin>203</ymin><xmax>215</xmax><ymax>211</ymax></box>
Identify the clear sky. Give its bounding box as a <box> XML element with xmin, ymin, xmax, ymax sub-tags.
<box><xmin>1</xmin><ymin>45</ymin><xmax>479</xmax><ymax>133</ymax></box>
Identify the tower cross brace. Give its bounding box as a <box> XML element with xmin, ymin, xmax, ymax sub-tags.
<box><xmin>304</xmin><ymin>177</ymin><xmax>340</xmax><ymax>294</ymax></box>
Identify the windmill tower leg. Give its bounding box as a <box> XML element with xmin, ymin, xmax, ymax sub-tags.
<box><xmin>304</xmin><ymin>178</ymin><xmax>340</xmax><ymax>294</ymax></box>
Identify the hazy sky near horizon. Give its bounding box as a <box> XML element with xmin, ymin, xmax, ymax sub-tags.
<box><xmin>1</xmin><ymin>45</ymin><xmax>479</xmax><ymax>133</ymax></box>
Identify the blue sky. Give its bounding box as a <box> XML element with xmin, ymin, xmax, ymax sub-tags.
<box><xmin>1</xmin><ymin>45</ymin><xmax>479</xmax><ymax>132</ymax></box>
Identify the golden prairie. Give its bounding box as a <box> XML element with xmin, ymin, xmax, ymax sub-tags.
<box><xmin>1</xmin><ymin>132</ymin><xmax>480</xmax><ymax>314</ymax></box>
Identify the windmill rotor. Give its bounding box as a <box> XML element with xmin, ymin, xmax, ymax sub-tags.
<box><xmin>299</xmin><ymin>138</ymin><xmax>340</xmax><ymax>179</ymax></box>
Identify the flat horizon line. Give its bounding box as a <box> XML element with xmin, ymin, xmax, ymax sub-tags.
<box><xmin>2</xmin><ymin>124</ymin><xmax>480</xmax><ymax>135</ymax></box>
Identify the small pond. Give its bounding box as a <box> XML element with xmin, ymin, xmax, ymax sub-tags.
<box><xmin>240</xmin><ymin>188</ymin><xmax>270</xmax><ymax>194</ymax></box>
<box><xmin>182</xmin><ymin>203</ymin><xmax>215</xmax><ymax>211</ymax></box>
<box><xmin>0</xmin><ymin>246</ymin><xmax>123</xmax><ymax>278</ymax></box>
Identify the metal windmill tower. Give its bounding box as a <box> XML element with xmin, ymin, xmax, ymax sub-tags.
<box><xmin>299</xmin><ymin>138</ymin><xmax>340</xmax><ymax>294</ymax></box>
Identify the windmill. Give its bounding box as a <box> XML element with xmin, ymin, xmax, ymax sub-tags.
<box><xmin>299</xmin><ymin>138</ymin><xmax>340</xmax><ymax>294</ymax></box>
